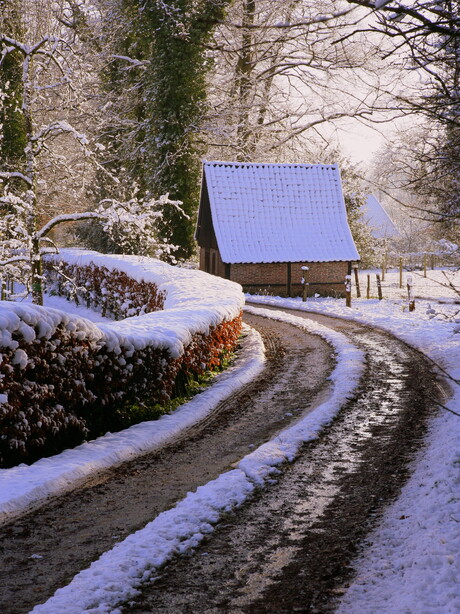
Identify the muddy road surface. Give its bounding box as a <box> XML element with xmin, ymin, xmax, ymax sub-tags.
<box><xmin>126</xmin><ymin>309</ymin><xmax>446</xmax><ymax>614</ymax></box>
<box><xmin>126</xmin><ymin>307</ymin><xmax>446</xmax><ymax>614</ymax></box>
<box><xmin>0</xmin><ymin>312</ymin><xmax>333</xmax><ymax>613</ymax></box>
<box><xmin>0</xmin><ymin>308</ymin><xmax>447</xmax><ymax>613</ymax></box>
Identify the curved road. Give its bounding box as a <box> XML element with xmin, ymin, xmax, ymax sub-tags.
<box><xmin>0</xmin><ymin>308</ymin><xmax>447</xmax><ymax>613</ymax></box>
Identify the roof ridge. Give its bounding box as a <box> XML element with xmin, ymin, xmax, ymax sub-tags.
<box><xmin>203</xmin><ymin>160</ymin><xmax>338</xmax><ymax>170</ymax></box>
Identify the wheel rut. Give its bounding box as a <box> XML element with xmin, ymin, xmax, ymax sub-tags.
<box><xmin>0</xmin><ymin>313</ymin><xmax>333</xmax><ymax>614</ymax></box>
<box><xmin>124</xmin><ymin>309</ymin><xmax>447</xmax><ymax>614</ymax></box>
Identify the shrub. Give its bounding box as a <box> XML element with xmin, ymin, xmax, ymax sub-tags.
<box><xmin>0</xmin><ymin>260</ymin><xmax>242</xmax><ymax>467</ymax></box>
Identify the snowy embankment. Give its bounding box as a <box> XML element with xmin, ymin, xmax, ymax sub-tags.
<box><xmin>249</xmin><ymin>293</ymin><xmax>460</xmax><ymax>614</ymax></box>
<box><xmin>0</xmin><ymin>324</ymin><xmax>264</xmax><ymax>524</ymax></box>
<box><xmin>54</xmin><ymin>249</ymin><xmax>245</xmax><ymax>355</ymax></box>
<box><xmin>0</xmin><ymin>250</ymin><xmax>245</xmax><ymax>519</ymax></box>
<box><xmin>29</xmin><ymin>307</ymin><xmax>363</xmax><ymax>614</ymax></box>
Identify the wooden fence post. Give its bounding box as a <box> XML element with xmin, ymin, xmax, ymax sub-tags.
<box><xmin>345</xmin><ymin>274</ymin><xmax>352</xmax><ymax>307</ymax></box>
<box><xmin>376</xmin><ymin>274</ymin><xmax>383</xmax><ymax>300</ymax></box>
<box><xmin>407</xmin><ymin>275</ymin><xmax>415</xmax><ymax>311</ymax></box>
<box><xmin>423</xmin><ymin>253</ymin><xmax>427</xmax><ymax>278</ymax></box>
<box><xmin>366</xmin><ymin>274</ymin><xmax>370</xmax><ymax>299</ymax></box>
<box><xmin>353</xmin><ymin>264</ymin><xmax>361</xmax><ymax>298</ymax></box>
<box><xmin>399</xmin><ymin>257</ymin><xmax>403</xmax><ymax>289</ymax></box>
<box><xmin>287</xmin><ymin>262</ymin><xmax>292</xmax><ymax>297</ymax></box>
<box><xmin>301</xmin><ymin>266</ymin><xmax>309</xmax><ymax>302</ymax></box>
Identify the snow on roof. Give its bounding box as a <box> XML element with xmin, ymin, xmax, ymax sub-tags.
<box><xmin>203</xmin><ymin>161</ymin><xmax>360</xmax><ymax>263</ymax></box>
<box><xmin>362</xmin><ymin>195</ymin><xmax>400</xmax><ymax>239</ymax></box>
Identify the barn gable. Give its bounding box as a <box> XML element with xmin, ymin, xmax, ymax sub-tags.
<box><xmin>196</xmin><ymin>161</ymin><xmax>360</xmax><ymax>264</ymax></box>
<box><xmin>362</xmin><ymin>195</ymin><xmax>400</xmax><ymax>239</ymax></box>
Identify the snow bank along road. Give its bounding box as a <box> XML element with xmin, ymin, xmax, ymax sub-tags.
<box><xmin>1</xmin><ymin>311</ymin><xmax>332</xmax><ymax>613</ymax></box>
<box><xmin>0</xmin><ymin>307</ymin><xmax>447</xmax><ymax>613</ymax></box>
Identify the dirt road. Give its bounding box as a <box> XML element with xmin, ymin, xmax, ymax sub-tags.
<box><xmin>0</xmin><ymin>312</ymin><xmax>332</xmax><ymax>613</ymax></box>
<box><xmin>0</xmin><ymin>308</ymin><xmax>447</xmax><ymax>613</ymax></box>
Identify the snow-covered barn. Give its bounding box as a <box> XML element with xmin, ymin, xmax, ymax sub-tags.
<box><xmin>195</xmin><ymin>161</ymin><xmax>360</xmax><ymax>296</ymax></box>
<box><xmin>362</xmin><ymin>195</ymin><xmax>400</xmax><ymax>239</ymax></box>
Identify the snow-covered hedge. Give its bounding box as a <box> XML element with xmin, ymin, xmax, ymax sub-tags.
<box><xmin>45</xmin><ymin>261</ymin><xmax>166</xmax><ymax>319</ymax></box>
<box><xmin>0</xmin><ymin>251</ymin><xmax>244</xmax><ymax>467</ymax></box>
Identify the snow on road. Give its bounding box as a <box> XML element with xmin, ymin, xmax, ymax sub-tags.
<box><xmin>2</xmin><ymin>266</ymin><xmax>459</xmax><ymax>613</ymax></box>
<box><xmin>27</xmin><ymin>307</ymin><xmax>363</xmax><ymax>613</ymax></box>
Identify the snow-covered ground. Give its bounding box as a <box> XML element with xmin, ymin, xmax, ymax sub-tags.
<box><xmin>249</xmin><ymin>289</ymin><xmax>460</xmax><ymax>614</ymax></box>
<box><xmin>1</xmin><ymin>264</ymin><xmax>459</xmax><ymax>613</ymax></box>
<box><xmin>358</xmin><ymin>266</ymin><xmax>459</xmax><ymax>302</ymax></box>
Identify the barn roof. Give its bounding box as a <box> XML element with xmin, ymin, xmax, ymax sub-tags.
<box><xmin>199</xmin><ymin>161</ymin><xmax>360</xmax><ymax>264</ymax></box>
<box><xmin>362</xmin><ymin>195</ymin><xmax>400</xmax><ymax>239</ymax></box>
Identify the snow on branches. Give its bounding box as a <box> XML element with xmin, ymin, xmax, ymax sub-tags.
<box><xmin>0</xmin><ymin>26</ymin><xmax>189</xmax><ymax>303</ymax></box>
<box><xmin>93</xmin><ymin>192</ymin><xmax>188</xmax><ymax>261</ymax></box>
<box><xmin>0</xmin><ymin>185</ymin><xmax>187</xmax><ymax>303</ymax></box>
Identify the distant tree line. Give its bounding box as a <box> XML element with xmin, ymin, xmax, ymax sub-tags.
<box><xmin>1</xmin><ymin>0</ymin><xmax>458</xmax><ymax>279</ymax></box>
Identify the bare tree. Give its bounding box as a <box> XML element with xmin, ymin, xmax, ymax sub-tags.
<box><xmin>0</xmin><ymin>1</ymin><xmax>184</xmax><ymax>303</ymax></box>
<box><xmin>204</xmin><ymin>0</ymin><xmax>400</xmax><ymax>162</ymax></box>
<box><xmin>341</xmin><ymin>1</ymin><xmax>460</xmax><ymax>232</ymax></box>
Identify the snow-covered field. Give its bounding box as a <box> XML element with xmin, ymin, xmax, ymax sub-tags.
<box><xmin>1</xmin><ymin>262</ymin><xmax>459</xmax><ymax>613</ymax></box>
<box><xmin>358</xmin><ymin>267</ymin><xmax>459</xmax><ymax>302</ymax></box>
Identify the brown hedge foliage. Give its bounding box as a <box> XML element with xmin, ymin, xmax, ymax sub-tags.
<box><xmin>0</xmin><ymin>263</ymin><xmax>242</xmax><ymax>467</ymax></box>
<box><xmin>44</xmin><ymin>261</ymin><xmax>166</xmax><ymax>318</ymax></box>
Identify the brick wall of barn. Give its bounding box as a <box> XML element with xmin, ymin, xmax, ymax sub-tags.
<box><xmin>199</xmin><ymin>248</ymin><xmax>351</xmax><ymax>297</ymax></box>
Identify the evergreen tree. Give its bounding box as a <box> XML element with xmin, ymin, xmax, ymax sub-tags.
<box><xmin>128</xmin><ymin>0</ymin><xmax>229</xmax><ymax>259</ymax></box>
<box><xmin>0</xmin><ymin>1</ymin><xmax>27</xmax><ymax>183</ymax></box>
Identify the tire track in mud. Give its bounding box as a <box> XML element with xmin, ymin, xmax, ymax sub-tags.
<box><xmin>0</xmin><ymin>314</ymin><xmax>333</xmax><ymax>614</ymax></box>
<box><xmin>125</xmin><ymin>309</ymin><xmax>448</xmax><ymax>614</ymax></box>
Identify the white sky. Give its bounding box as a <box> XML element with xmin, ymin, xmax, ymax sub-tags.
<box><xmin>338</xmin><ymin>122</ymin><xmax>386</xmax><ymax>166</ymax></box>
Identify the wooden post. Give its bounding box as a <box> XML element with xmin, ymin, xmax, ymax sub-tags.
<box><xmin>399</xmin><ymin>257</ymin><xmax>403</xmax><ymax>289</ymax></box>
<box><xmin>345</xmin><ymin>274</ymin><xmax>352</xmax><ymax>307</ymax></box>
<box><xmin>0</xmin><ymin>280</ymin><xmax>5</xmax><ymax>301</ymax></box>
<box><xmin>431</xmin><ymin>254</ymin><xmax>435</xmax><ymax>270</ymax></box>
<box><xmin>287</xmin><ymin>262</ymin><xmax>292</xmax><ymax>297</ymax></box>
<box><xmin>376</xmin><ymin>274</ymin><xmax>383</xmax><ymax>300</ymax></box>
<box><xmin>423</xmin><ymin>253</ymin><xmax>427</xmax><ymax>278</ymax></box>
<box><xmin>301</xmin><ymin>266</ymin><xmax>309</xmax><ymax>302</ymax></box>
<box><xmin>381</xmin><ymin>262</ymin><xmax>385</xmax><ymax>282</ymax></box>
<box><xmin>353</xmin><ymin>264</ymin><xmax>361</xmax><ymax>298</ymax></box>
<box><xmin>407</xmin><ymin>274</ymin><xmax>415</xmax><ymax>311</ymax></box>
<box><xmin>366</xmin><ymin>274</ymin><xmax>370</xmax><ymax>299</ymax></box>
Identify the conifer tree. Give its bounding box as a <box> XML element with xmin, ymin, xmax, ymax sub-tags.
<box><xmin>0</xmin><ymin>1</ymin><xmax>27</xmax><ymax>184</ymax></box>
<box><xmin>109</xmin><ymin>0</ymin><xmax>230</xmax><ymax>260</ymax></box>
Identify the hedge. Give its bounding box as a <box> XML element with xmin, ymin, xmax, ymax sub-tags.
<box><xmin>0</xmin><ymin>253</ymin><xmax>243</xmax><ymax>467</ymax></box>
